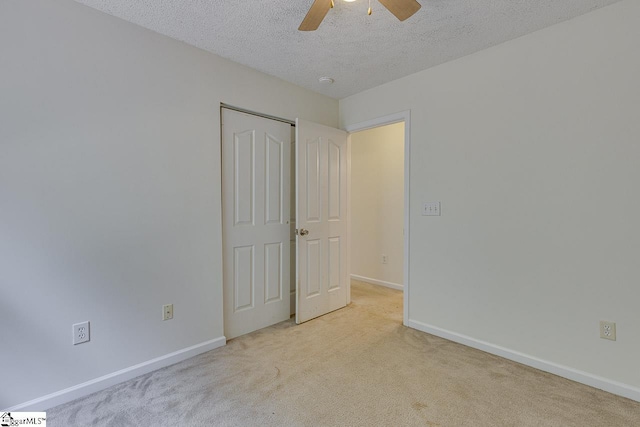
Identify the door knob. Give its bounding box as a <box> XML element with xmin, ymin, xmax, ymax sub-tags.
<box><xmin>297</xmin><ymin>228</ymin><xmax>309</xmax><ymax>236</ymax></box>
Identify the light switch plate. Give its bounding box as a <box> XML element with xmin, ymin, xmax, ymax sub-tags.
<box><xmin>422</xmin><ymin>202</ymin><xmax>441</xmax><ymax>216</ymax></box>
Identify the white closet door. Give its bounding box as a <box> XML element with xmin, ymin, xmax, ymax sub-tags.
<box><xmin>222</xmin><ymin>109</ymin><xmax>291</xmax><ymax>339</ymax></box>
<box><xmin>295</xmin><ymin>119</ymin><xmax>349</xmax><ymax>324</ymax></box>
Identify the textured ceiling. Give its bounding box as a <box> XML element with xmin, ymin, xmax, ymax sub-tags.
<box><xmin>74</xmin><ymin>0</ymin><xmax>620</xmax><ymax>99</ymax></box>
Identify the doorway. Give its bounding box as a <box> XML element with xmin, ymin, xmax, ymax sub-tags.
<box><xmin>349</xmin><ymin>122</ymin><xmax>405</xmax><ymax>292</ymax></box>
<box><xmin>345</xmin><ymin>111</ymin><xmax>411</xmax><ymax>326</ymax></box>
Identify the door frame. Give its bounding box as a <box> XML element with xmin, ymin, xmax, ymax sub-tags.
<box><xmin>344</xmin><ymin>111</ymin><xmax>411</xmax><ymax>326</ymax></box>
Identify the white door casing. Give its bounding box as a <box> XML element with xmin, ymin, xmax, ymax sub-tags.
<box><xmin>222</xmin><ymin>109</ymin><xmax>291</xmax><ymax>339</ymax></box>
<box><xmin>344</xmin><ymin>110</ymin><xmax>411</xmax><ymax>326</ymax></box>
<box><xmin>295</xmin><ymin>119</ymin><xmax>349</xmax><ymax>324</ymax></box>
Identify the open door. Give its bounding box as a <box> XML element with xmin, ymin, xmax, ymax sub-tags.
<box><xmin>295</xmin><ymin>119</ymin><xmax>349</xmax><ymax>323</ymax></box>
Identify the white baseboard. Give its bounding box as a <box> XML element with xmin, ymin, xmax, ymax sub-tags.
<box><xmin>351</xmin><ymin>274</ymin><xmax>403</xmax><ymax>291</ymax></box>
<box><xmin>407</xmin><ymin>319</ymin><xmax>640</xmax><ymax>403</ymax></box>
<box><xmin>5</xmin><ymin>336</ymin><xmax>227</xmax><ymax>412</ymax></box>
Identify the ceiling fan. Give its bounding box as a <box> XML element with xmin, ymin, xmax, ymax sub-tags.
<box><xmin>299</xmin><ymin>0</ymin><xmax>421</xmax><ymax>31</ymax></box>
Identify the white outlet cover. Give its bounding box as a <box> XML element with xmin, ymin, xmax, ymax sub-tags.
<box><xmin>600</xmin><ymin>321</ymin><xmax>616</xmax><ymax>341</ymax></box>
<box><xmin>73</xmin><ymin>321</ymin><xmax>90</xmax><ymax>345</ymax></box>
<box><xmin>163</xmin><ymin>304</ymin><xmax>174</xmax><ymax>321</ymax></box>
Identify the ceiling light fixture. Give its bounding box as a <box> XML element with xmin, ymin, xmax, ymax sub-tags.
<box><xmin>319</xmin><ymin>77</ymin><xmax>335</xmax><ymax>84</ymax></box>
<box><xmin>299</xmin><ymin>0</ymin><xmax>421</xmax><ymax>31</ymax></box>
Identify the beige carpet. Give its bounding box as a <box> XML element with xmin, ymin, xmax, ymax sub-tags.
<box><xmin>48</xmin><ymin>281</ymin><xmax>640</xmax><ymax>426</ymax></box>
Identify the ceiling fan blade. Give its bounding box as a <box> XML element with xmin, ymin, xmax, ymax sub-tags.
<box><xmin>378</xmin><ymin>0</ymin><xmax>421</xmax><ymax>21</ymax></box>
<box><xmin>299</xmin><ymin>0</ymin><xmax>333</xmax><ymax>31</ymax></box>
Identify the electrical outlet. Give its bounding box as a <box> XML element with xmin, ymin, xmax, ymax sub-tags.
<box><xmin>73</xmin><ymin>321</ymin><xmax>90</xmax><ymax>345</ymax></box>
<box><xmin>163</xmin><ymin>304</ymin><xmax>174</xmax><ymax>321</ymax></box>
<box><xmin>600</xmin><ymin>321</ymin><xmax>616</xmax><ymax>341</ymax></box>
<box><xmin>382</xmin><ymin>254</ymin><xmax>388</xmax><ymax>264</ymax></box>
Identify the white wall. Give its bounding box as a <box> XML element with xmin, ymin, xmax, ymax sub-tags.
<box><xmin>0</xmin><ymin>0</ymin><xmax>337</xmax><ymax>409</ymax></box>
<box><xmin>350</xmin><ymin>123</ymin><xmax>404</xmax><ymax>288</ymax></box>
<box><xmin>340</xmin><ymin>0</ymin><xmax>640</xmax><ymax>399</ymax></box>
